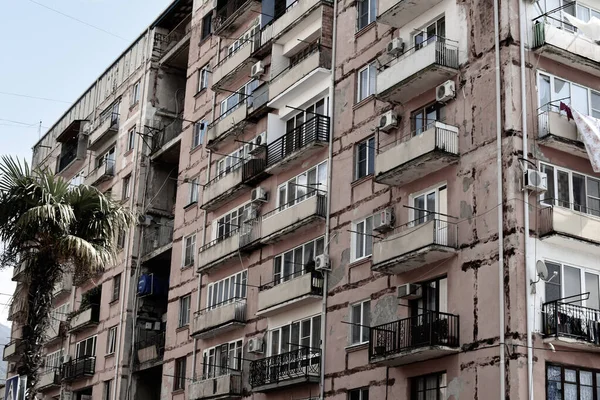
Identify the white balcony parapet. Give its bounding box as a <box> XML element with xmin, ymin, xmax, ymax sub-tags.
<box><xmin>191</xmin><ymin>298</ymin><xmax>247</xmax><ymax>338</ymax></box>
<box><xmin>189</xmin><ymin>372</ymin><xmax>243</xmax><ymax>400</ymax></box>
<box><xmin>539</xmin><ymin>205</ymin><xmax>600</xmax><ymax>246</ymax></box>
<box><xmin>260</xmin><ymin>194</ymin><xmax>327</xmax><ymax>243</ymax></box>
<box><xmin>257</xmin><ymin>272</ymin><xmax>324</xmax><ymax>316</ymax></box>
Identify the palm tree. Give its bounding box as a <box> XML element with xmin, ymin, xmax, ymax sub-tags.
<box><xmin>0</xmin><ymin>156</ymin><xmax>132</xmax><ymax>399</ymax></box>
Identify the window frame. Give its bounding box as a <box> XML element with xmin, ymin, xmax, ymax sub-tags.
<box><xmin>355</xmin><ymin>136</ymin><xmax>375</xmax><ymax>180</ymax></box>
<box><xmin>546</xmin><ymin>363</ymin><xmax>600</xmax><ymax>400</ymax></box>
<box><xmin>543</xmin><ymin>259</ymin><xmax>600</xmax><ymax>308</ymax></box>
<box><xmin>178</xmin><ymin>294</ymin><xmax>191</xmax><ymax>327</ymax></box>
<box><xmin>214</xmin><ymin>202</ymin><xmax>253</xmax><ymax>241</ymax></box>
<box><xmin>276</xmin><ymin>161</ymin><xmax>328</xmax><ymax>210</ymax></box>
<box><xmin>356</xmin><ymin>63</ymin><xmax>376</xmax><ymax>103</ymax></box>
<box><xmin>410</xmin><ymin>371</ymin><xmax>447</xmax><ymax>400</ymax></box>
<box><xmin>207</xmin><ymin>270</ymin><xmax>248</xmax><ymax>309</ymax></box>
<box><xmin>411</xmin><ymin>103</ymin><xmax>445</xmax><ymax>136</ymax></box>
<box><xmin>348</xmin><ymin>387</ymin><xmax>369</xmax><ymax>400</ymax></box>
<box><xmin>350</xmin><ymin>300</ymin><xmax>371</xmax><ymax>345</ymax></box>
<box><xmin>97</xmin><ymin>146</ymin><xmax>116</xmax><ymax>169</ymax></box>
<box><xmin>111</xmin><ymin>274</ymin><xmax>121</xmax><ymax>302</ymax></box>
<box><xmin>127</xmin><ymin>127</ymin><xmax>135</xmax><ymax>151</ymax></box>
<box><xmin>201</xmin><ymin>13</ymin><xmax>213</xmax><ymax>40</ymax></box>
<box><xmin>540</xmin><ymin>162</ymin><xmax>600</xmax><ymax>217</ymax></box>
<box><xmin>198</xmin><ymin>67</ymin><xmax>209</xmax><ymax>92</ymax></box>
<box><xmin>268</xmin><ymin>314</ymin><xmax>321</xmax><ymax>356</ymax></box>
<box><xmin>75</xmin><ymin>335</ymin><xmax>97</xmax><ymax>358</ymax></box>
<box><xmin>174</xmin><ymin>357</ymin><xmax>187</xmax><ymax>391</ymax></box>
<box><xmin>356</xmin><ymin>0</ymin><xmax>376</xmax><ymax>31</ymax></box>
<box><xmin>103</xmin><ymin>379</ymin><xmax>112</xmax><ymax>400</ymax></box>
<box><xmin>409</xmin><ymin>183</ymin><xmax>447</xmax><ymax>226</ymax></box>
<box><xmin>202</xmin><ymin>338</ymin><xmax>244</xmax><ymax>379</ymax></box>
<box><xmin>106</xmin><ymin>326</ymin><xmax>117</xmax><ymax>355</ymax></box>
<box><xmin>132</xmin><ymin>81</ymin><xmax>141</xmax><ymax>105</ymax></box>
<box><xmin>537</xmin><ymin>71</ymin><xmax>600</xmax><ymax>117</ymax></box>
<box><xmin>188</xmin><ymin>177</ymin><xmax>199</xmax><ymax>204</ymax></box>
<box><xmin>272</xmin><ymin>236</ymin><xmax>325</xmax><ymax>285</ymax></box>
<box><xmin>183</xmin><ymin>234</ymin><xmax>196</xmax><ymax>268</ymax></box>
<box><xmin>122</xmin><ymin>175</ymin><xmax>131</xmax><ymax>200</ymax></box>
<box><xmin>351</xmin><ymin>215</ymin><xmax>374</xmax><ymax>262</ymax></box>
<box><xmin>45</xmin><ymin>349</ymin><xmax>64</xmax><ymax>372</ymax></box>
<box><xmin>192</xmin><ymin>121</ymin><xmax>206</xmax><ymax>149</ymax></box>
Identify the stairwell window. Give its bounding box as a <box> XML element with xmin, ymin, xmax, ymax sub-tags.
<box><xmin>174</xmin><ymin>357</ymin><xmax>187</xmax><ymax>390</ymax></box>
<box><xmin>111</xmin><ymin>274</ymin><xmax>121</xmax><ymax>302</ymax></box>
<box><xmin>127</xmin><ymin>127</ymin><xmax>135</xmax><ymax>152</ymax></box>
<box><xmin>106</xmin><ymin>326</ymin><xmax>117</xmax><ymax>355</ymax></box>
<box><xmin>411</xmin><ymin>372</ymin><xmax>447</xmax><ymax>400</ymax></box>
<box><xmin>183</xmin><ymin>234</ymin><xmax>196</xmax><ymax>267</ymax></box>
<box><xmin>351</xmin><ymin>216</ymin><xmax>373</xmax><ymax>261</ymax></box>
<box><xmin>203</xmin><ymin>339</ymin><xmax>243</xmax><ymax>379</ymax></box>
<box><xmin>198</xmin><ymin>66</ymin><xmax>209</xmax><ymax>92</ymax></box>
<box><xmin>178</xmin><ymin>294</ymin><xmax>191</xmax><ymax>327</ymax></box>
<box><xmin>273</xmin><ymin>237</ymin><xmax>325</xmax><ymax>285</ymax></box>
<box><xmin>355</xmin><ymin>137</ymin><xmax>375</xmax><ymax>179</ymax></box>
<box><xmin>357</xmin><ymin>0</ymin><xmax>376</xmax><ymax>31</ymax></box>
<box><xmin>131</xmin><ymin>81</ymin><xmax>141</xmax><ymax>105</ymax></box>
<box><xmin>207</xmin><ymin>270</ymin><xmax>247</xmax><ymax>308</ymax></box>
<box><xmin>122</xmin><ymin>175</ymin><xmax>131</xmax><ymax>200</ymax></box>
<box><xmin>356</xmin><ymin>63</ymin><xmax>376</xmax><ymax>103</ymax></box>
<box><xmin>192</xmin><ymin>121</ymin><xmax>206</xmax><ymax>149</ymax></box>
<box><xmin>188</xmin><ymin>177</ymin><xmax>199</xmax><ymax>204</ymax></box>
<box><xmin>350</xmin><ymin>300</ymin><xmax>371</xmax><ymax>345</ymax></box>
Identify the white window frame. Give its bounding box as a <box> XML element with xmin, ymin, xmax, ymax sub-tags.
<box><xmin>540</xmin><ymin>162</ymin><xmax>600</xmax><ymax>216</ymax></box>
<box><xmin>412</xmin><ymin>16</ymin><xmax>446</xmax><ymax>49</ymax></box>
<box><xmin>356</xmin><ymin>63</ymin><xmax>376</xmax><ymax>103</ymax></box>
<box><xmin>268</xmin><ymin>314</ymin><xmax>321</xmax><ymax>356</ymax></box>
<box><xmin>207</xmin><ymin>270</ymin><xmax>248</xmax><ymax>309</ymax></box>
<box><xmin>127</xmin><ymin>128</ymin><xmax>135</xmax><ymax>151</ymax></box>
<box><xmin>193</xmin><ymin>121</ymin><xmax>206</xmax><ymax>149</ymax></box>
<box><xmin>219</xmin><ymin>80</ymin><xmax>259</xmax><ymax>117</ymax></box>
<box><xmin>350</xmin><ymin>300</ymin><xmax>371</xmax><ymax>345</ymax></box>
<box><xmin>537</xmin><ymin>71</ymin><xmax>600</xmax><ymax>117</ymax></box>
<box><xmin>132</xmin><ymin>81</ymin><xmax>141</xmax><ymax>105</ymax></box>
<box><xmin>75</xmin><ymin>335</ymin><xmax>97</xmax><ymax>358</ymax></box>
<box><xmin>106</xmin><ymin>326</ymin><xmax>117</xmax><ymax>355</ymax></box>
<box><xmin>544</xmin><ymin>259</ymin><xmax>600</xmax><ymax>309</ymax></box>
<box><xmin>227</xmin><ymin>25</ymin><xmax>259</xmax><ymax>56</ymax></box>
<box><xmin>122</xmin><ymin>175</ymin><xmax>131</xmax><ymax>200</ymax></box>
<box><xmin>178</xmin><ymin>294</ymin><xmax>191</xmax><ymax>327</ymax></box>
<box><xmin>183</xmin><ymin>234</ymin><xmax>196</xmax><ymax>267</ymax></box>
<box><xmin>408</xmin><ymin>183</ymin><xmax>447</xmax><ymax>226</ymax></box>
<box><xmin>355</xmin><ymin>136</ymin><xmax>375</xmax><ymax>180</ymax></box>
<box><xmin>45</xmin><ymin>349</ymin><xmax>64</xmax><ymax>372</ymax></box>
<box><xmin>276</xmin><ymin>161</ymin><xmax>328</xmax><ymax>210</ymax></box>
<box><xmin>348</xmin><ymin>387</ymin><xmax>369</xmax><ymax>400</ymax></box>
<box><xmin>202</xmin><ymin>338</ymin><xmax>244</xmax><ymax>379</ymax></box>
<box><xmin>356</xmin><ymin>0</ymin><xmax>376</xmax><ymax>31</ymax></box>
<box><xmin>198</xmin><ymin>66</ymin><xmax>209</xmax><ymax>92</ymax></box>
<box><xmin>97</xmin><ymin>146</ymin><xmax>116</xmax><ymax>168</ymax></box>
<box><xmin>216</xmin><ymin>143</ymin><xmax>252</xmax><ymax>179</ymax></box>
<box><xmin>273</xmin><ymin>236</ymin><xmax>325</xmax><ymax>285</ymax></box>
<box><xmin>213</xmin><ymin>202</ymin><xmax>252</xmax><ymax>241</ymax></box>
<box><xmin>351</xmin><ymin>215</ymin><xmax>374</xmax><ymax>262</ymax></box>
<box><xmin>189</xmin><ymin>177</ymin><xmax>199</xmax><ymax>204</ymax></box>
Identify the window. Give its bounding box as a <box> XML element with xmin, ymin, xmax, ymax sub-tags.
<box><xmin>103</xmin><ymin>380</ymin><xmax>112</xmax><ymax>400</ymax></box>
<box><xmin>269</xmin><ymin>315</ymin><xmax>321</xmax><ymax>355</ymax></box>
<box><xmin>49</xmin><ymin>303</ymin><xmax>70</xmax><ymax>335</ymax></box>
<box><xmin>198</xmin><ymin>67</ymin><xmax>209</xmax><ymax>92</ymax></box>
<box><xmin>538</xmin><ymin>72</ymin><xmax>600</xmax><ymax>117</ymax></box>
<box><xmin>349</xmin><ymin>388</ymin><xmax>369</xmax><ymax>400</ymax></box>
<box><xmin>207</xmin><ymin>270</ymin><xmax>248</xmax><ymax>308</ymax></box>
<box><xmin>277</xmin><ymin>161</ymin><xmax>328</xmax><ymax>209</ymax></box>
<box><xmin>45</xmin><ymin>349</ymin><xmax>63</xmax><ymax>372</ymax></box>
<box><xmin>357</xmin><ymin>63</ymin><xmax>376</xmax><ymax>103</ymax></box>
<box><xmin>352</xmin><ymin>216</ymin><xmax>373</xmax><ymax>261</ymax></box>
<box><xmin>183</xmin><ymin>234</ymin><xmax>196</xmax><ymax>267</ymax></box>
<box><xmin>355</xmin><ymin>137</ymin><xmax>375</xmax><ymax>179</ymax></box>
<box><xmin>541</xmin><ymin>163</ymin><xmax>600</xmax><ymax>216</ymax></box>
<box><xmin>132</xmin><ymin>81</ymin><xmax>141</xmax><ymax>105</ymax></box>
<box><xmin>219</xmin><ymin>80</ymin><xmax>259</xmax><ymax>117</ymax></box>
<box><xmin>117</xmin><ymin>230</ymin><xmax>126</xmax><ymax>250</ymax></box>
<box><xmin>413</xmin><ymin>17</ymin><xmax>446</xmax><ymax>49</ymax></box>
<box><xmin>179</xmin><ymin>294</ymin><xmax>191</xmax><ymax>327</ymax></box>
<box><xmin>215</xmin><ymin>203</ymin><xmax>253</xmax><ymax>241</ymax></box>
<box><xmin>201</xmin><ymin>13</ymin><xmax>213</xmax><ymax>40</ymax></box>
<box><xmin>226</xmin><ymin>25</ymin><xmax>259</xmax><ymax>57</ymax></box>
<box><xmin>111</xmin><ymin>274</ymin><xmax>121</xmax><ymax>302</ymax></box>
<box><xmin>411</xmin><ymin>372</ymin><xmax>447</xmax><ymax>400</ymax></box>
<box><xmin>547</xmin><ymin>364</ymin><xmax>600</xmax><ymax>400</ymax></box>
<box><xmin>537</xmin><ymin>1</ymin><xmax>600</xmax><ymax>32</ymax></box>
<box><xmin>75</xmin><ymin>336</ymin><xmax>97</xmax><ymax>358</ymax></box>
<box><xmin>127</xmin><ymin>128</ymin><xmax>135</xmax><ymax>151</ymax></box>
<box><xmin>97</xmin><ymin>147</ymin><xmax>116</xmax><ymax>169</ymax></box>
<box><xmin>188</xmin><ymin>177</ymin><xmax>199</xmax><ymax>204</ymax></box>
<box><xmin>174</xmin><ymin>357</ymin><xmax>187</xmax><ymax>391</ymax></box>
<box><xmin>70</xmin><ymin>170</ymin><xmax>85</xmax><ymax>186</ymax></box>
<box><xmin>350</xmin><ymin>300</ymin><xmax>371</xmax><ymax>344</ymax></box>
<box><xmin>122</xmin><ymin>175</ymin><xmax>131</xmax><ymax>200</ymax></box>
<box><xmin>412</xmin><ymin>103</ymin><xmax>445</xmax><ymax>136</ymax></box>
<box><xmin>106</xmin><ymin>326</ymin><xmax>117</xmax><ymax>355</ymax></box>
<box><xmin>215</xmin><ymin>142</ymin><xmax>252</xmax><ymax>179</ymax></box>
<box><xmin>544</xmin><ymin>261</ymin><xmax>600</xmax><ymax>308</ymax></box>
<box><xmin>411</xmin><ymin>185</ymin><xmax>447</xmax><ymax>225</ymax></box>
<box><xmin>202</xmin><ymin>339</ymin><xmax>243</xmax><ymax>379</ymax></box>
<box><xmin>357</xmin><ymin>0</ymin><xmax>376</xmax><ymax>31</ymax></box>
<box><xmin>273</xmin><ymin>237</ymin><xmax>324</xmax><ymax>285</ymax></box>
<box><xmin>192</xmin><ymin>121</ymin><xmax>205</xmax><ymax>148</ymax></box>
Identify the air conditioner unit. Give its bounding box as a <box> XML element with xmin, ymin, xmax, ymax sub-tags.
<box><xmin>251</xmin><ymin>61</ymin><xmax>265</xmax><ymax>78</ymax></box>
<box><xmin>373</xmin><ymin>208</ymin><xmax>395</xmax><ymax>233</ymax></box>
<box><xmin>378</xmin><ymin>110</ymin><xmax>398</xmax><ymax>132</ymax></box>
<box><xmin>523</xmin><ymin>169</ymin><xmax>548</xmax><ymax>192</ymax></box>
<box><xmin>248</xmin><ymin>337</ymin><xmax>263</xmax><ymax>353</ymax></box>
<box><xmin>242</xmin><ymin>206</ymin><xmax>259</xmax><ymax>222</ymax></box>
<box><xmin>387</xmin><ymin>38</ymin><xmax>404</xmax><ymax>56</ymax></box>
<box><xmin>436</xmin><ymin>80</ymin><xmax>456</xmax><ymax>103</ymax></box>
<box><xmin>315</xmin><ymin>254</ymin><xmax>330</xmax><ymax>271</ymax></box>
<box><xmin>251</xmin><ymin>187</ymin><xmax>268</xmax><ymax>204</ymax></box>
<box><xmin>137</xmin><ymin>214</ymin><xmax>152</xmax><ymax>226</ymax></box>
<box><xmin>249</xmin><ymin>132</ymin><xmax>267</xmax><ymax>154</ymax></box>
<box><xmin>397</xmin><ymin>283</ymin><xmax>422</xmax><ymax>300</ymax></box>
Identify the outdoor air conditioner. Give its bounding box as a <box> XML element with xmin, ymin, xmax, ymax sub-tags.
<box><xmin>387</xmin><ymin>38</ymin><xmax>404</xmax><ymax>56</ymax></box>
<box><xmin>249</xmin><ymin>132</ymin><xmax>267</xmax><ymax>154</ymax></box>
<box><xmin>137</xmin><ymin>214</ymin><xmax>153</xmax><ymax>226</ymax></box>
<box><xmin>397</xmin><ymin>283</ymin><xmax>422</xmax><ymax>300</ymax></box>
<box><xmin>251</xmin><ymin>61</ymin><xmax>265</xmax><ymax>78</ymax></box>
<box><xmin>251</xmin><ymin>187</ymin><xmax>268</xmax><ymax>204</ymax></box>
<box><xmin>242</xmin><ymin>206</ymin><xmax>259</xmax><ymax>222</ymax></box>
<box><xmin>248</xmin><ymin>337</ymin><xmax>264</xmax><ymax>353</ymax></box>
<box><xmin>315</xmin><ymin>254</ymin><xmax>331</xmax><ymax>271</ymax></box>
<box><xmin>523</xmin><ymin>169</ymin><xmax>548</xmax><ymax>192</ymax></box>
<box><xmin>373</xmin><ymin>208</ymin><xmax>395</xmax><ymax>233</ymax></box>
<box><xmin>378</xmin><ymin>111</ymin><xmax>398</xmax><ymax>132</ymax></box>
<box><xmin>436</xmin><ymin>80</ymin><xmax>456</xmax><ymax>103</ymax></box>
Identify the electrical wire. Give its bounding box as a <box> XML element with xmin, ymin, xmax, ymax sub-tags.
<box><xmin>0</xmin><ymin>91</ymin><xmax>70</xmax><ymax>104</ymax></box>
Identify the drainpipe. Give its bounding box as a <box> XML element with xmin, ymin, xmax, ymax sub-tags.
<box><xmin>493</xmin><ymin>0</ymin><xmax>506</xmax><ymax>398</ymax></box>
<box><xmin>321</xmin><ymin>1</ymin><xmax>338</xmax><ymax>400</ymax></box>
<box><xmin>519</xmin><ymin>1</ymin><xmax>534</xmax><ymax>399</ymax></box>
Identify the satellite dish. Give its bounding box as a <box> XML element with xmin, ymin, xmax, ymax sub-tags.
<box><xmin>536</xmin><ymin>260</ymin><xmax>549</xmax><ymax>281</ymax></box>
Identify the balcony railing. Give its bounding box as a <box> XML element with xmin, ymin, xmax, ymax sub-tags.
<box><xmin>189</xmin><ymin>370</ymin><xmax>243</xmax><ymax>399</ymax></box>
<box><xmin>369</xmin><ymin>311</ymin><xmax>460</xmax><ymax>365</ymax></box>
<box><xmin>150</xmin><ymin>118</ymin><xmax>183</xmax><ymax>154</ymax></box>
<box><xmin>192</xmin><ymin>298</ymin><xmax>246</xmax><ymax>338</ymax></box>
<box><xmin>38</xmin><ymin>368</ymin><xmax>61</xmax><ymax>390</ymax></box>
<box><xmin>88</xmin><ymin>112</ymin><xmax>119</xmax><ymax>150</ymax></box>
<box><xmin>62</xmin><ymin>356</ymin><xmax>96</xmax><ymax>381</ymax></box>
<box><xmin>142</xmin><ymin>224</ymin><xmax>174</xmax><ymax>258</ymax></box>
<box><xmin>543</xmin><ymin>296</ymin><xmax>600</xmax><ymax>344</ymax></box>
<box><xmin>3</xmin><ymin>339</ymin><xmax>23</xmax><ymax>362</ymax></box>
<box><xmin>135</xmin><ymin>330</ymin><xmax>165</xmax><ymax>365</ymax></box>
<box><xmin>86</xmin><ymin>159</ymin><xmax>115</xmax><ymax>185</ymax></box>
<box><xmin>214</xmin><ymin>0</ymin><xmax>259</xmax><ymax>34</ymax></box>
<box><xmin>249</xmin><ymin>347</ymin><xmax>321</xmax><ymax>390</ymax></box>
<box><xmin>69</xmin><ymin>304</ymin><xmax>100</xmax><ymax>332</ymax></box>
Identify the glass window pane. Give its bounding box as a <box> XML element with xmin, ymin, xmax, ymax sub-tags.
<box><xmin>581</xmin><ymin>370</ymin><xmax>593</xmax><ymax>385</ymax></box>
<box><xmin>557</xmin><ymin>170</ymin><xmax>570</xmax><ymax>208</ymax></box>
<box><xmin>542</xmin><ymin>164</ymin><xmax>555</xmax><ymax>204</ymax></box>
<box><xmin>367</xmin><ymin>138</ymin><xmax>375</xmax><ymax>175</ymax></box>
<box><xmin>591</xmin><ymin>92</ymin><xmax>600</xmax><ymax>117</ymax></box>
<box><xmin>573</xmin><ymin>173</ymin><xmax>586</xmax><ymax>211</ymax></box>
<box><xmin>312</xmin><ymin>316</ymin><xmax>321</xmax><ymax>347</ymax></box>
<box><xmin>362</xmin><ymin>302</ymin><xmax>371</xmax><ymax>342</ymax></box>
<box><xmin>365</xmin><ymin>217</ymin><xmax>373</xmax><ymax>257</ymax></box>
<box><xmin>564</xmin><ymin>266</ymin><xmax>582</xmax><ymax>303</ymax></box>
<box><xmin>572</xmin><ymin>84</ymin><xmax>589</xmax><ymax>115</ymax></box>
<box><xmin>586</xmin><ymin>273</ymin><xmax>600</xmax><ymax>310</ymax></box>
<box><xmin>539</xmin><ymin>75</ymin><xmax>551</xmax><ymax>111</ymax></box>
<box><xmin>554</xmin><ymin>78</ymin><xmax>571</xmax><ymax>107</ymax></box>
<box><xmin>545</xmin><ymin>262</ymin><xmax>562</xmax><ymax>302</ymax></box>
<box><xmin>356</xmin><ymin>221</ymin><xmax>365</xmax><ymax>259</ymax></box>
<box><xmin>351</xmin><ymin>304</ymin><xmax>361</xmax><ymax>343</ymax></box>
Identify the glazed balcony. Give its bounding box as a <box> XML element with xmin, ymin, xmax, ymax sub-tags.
<box><xmin>375</xmin><ymin>121</ymin><xmax>459</xmax><ymax>186</ymax></box>
<box><xmin>62</xmin><ymin>356</ymin><xmax>96</xmax><ymax>381</ymax></box>
<box><xmin>69</xmin><ymin>304</ymin><xmax>100</xmax><ymax>333</ymax></box>
<box><xmin>369</xmin><ymin>311</ymin><xmax>460</xmax><ymax>366</ymax></box>
<box><xmin>214</xmin><ymin>0</ymin><xmax>261</xmax><ymax>36</ymax></box>
<box><xmin>206</xmin><ymin>104</ymin><xmax>253</xmax><ymax>150</ymax></box>
<box><xmin>260</xmin><ymin>193</ymin><xmax>327</xmax><ymax>244</ymax></box>
<box><xmin>85</xmin><ymin>159</ymin><xmax>115</xmax><ymax>186</ymax></box>
<box><xmin>212</xmin><ymin>36</ymin><xmax>258</xmax><ymax>91</ymax></box>
<box><xmin>539</xmin><ymin>203</ymin><xmax>600</xmax><ymax>246</ymax></box>
<box><xmin>265</xmin><ymin>115</ymin><xmax>330</xmax><ymax>174</ymax></box>
<box><xmin>191</xmin><ymin>298</ymin><xmax>246</xmax><ymax>339</ymax></box>
<box><xmin>201</xmin><ymin>155</ymin><xmax>268</xmax><ymax>211</ymax></box>
<box><xmin>3</xmin><ymin>339</ymin><xmax>24</xmax><ymax>362</ymax></box>
<box><xmin>372</xmin><ymin>219</ymin><xmax>458</xmax><ymax>274</ymax></box>
<box><xmin>537</xmin><ymin>110</ymin><xmax>586</xmax><ymax>158</ymax></box>
<box><xmin>88</xmin><ymin>112</ymin><xmax>119</xmax><ymax>151</ymax></box>
<box><xmin>198</xmin><ymin>231</ymin><xmax>241</xmax><ymax>273</ymax></box>
<box><xmin>141</xmin><ymin>224</ymin><xmax>174</xmax><ymax>261</ymax></box>
<box><xmin>377</xmin><ymin>37</ymin><xmax>459</xmax><ymax>103</ymax></box>
<box><xmin>135</xmin><ymin>330</ymin><xmax>165</xmax><ymax>368</ymax></box>
<box><xmin>257</xmin><ymin>271</ymin><xmax>324</xmax><ymax>316</ymax></box>
<box><xmin>378</xmin><ymin>0</ymin><xmax>444</xmax><ymax>28</ymax></box>
<box><xmin>189</xmin><ymin>371</ymin><xmax>242</xmax><ymax>400</ymax></box>
<box><xmin>542</xmin><ymin>296</ymin><xmax>600</xmax><ymax>350</ymax></box>
<box><xmin>249</xmin><ymin>347</ymin><xmax>321</xmax><ymax>392</ymax></box>
<box><xmin>53</xmin><ymin>273</ymin><xmax>73</xmax><ymax>298</ymax></box>
<box><xmin>38</xmin><ymin>368</ymin><xmax>61</xmax><ymax>391</ymax></box>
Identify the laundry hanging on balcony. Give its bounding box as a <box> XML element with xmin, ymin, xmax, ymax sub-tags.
<box><xmin>563</xmin><ymin>14</ymin><xmax>600</xmax><ymax>44</ymax></box>
<box><xmin>565</xmin><ymin>105</ymin><xmax>600</xmax><ymax>172</ymax></box>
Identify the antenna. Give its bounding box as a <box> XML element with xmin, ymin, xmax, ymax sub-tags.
<box><xmin>530</xmin><ymin>260</ymin><xmax>558</xmax><ymax>294</ymax></box>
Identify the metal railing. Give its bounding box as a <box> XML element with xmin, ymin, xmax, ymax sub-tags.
<box><xmin>135</xmin><ymin>330</ymin><xmax>165</xmax><ymax>364</ymax></box>
<box><xmin>262</xmin><ymin>193</ymin><xmax>327</xmax><ymax>221</ymax></box>
<box><xmin>259</xmin><ymin>270</ymin><xmax>324</xmax><ymax>292</ymax></box>
<box><xmin>249</xmin><ymin>347</ymin><xmax>321</xmax><ymax>388</ymax></box>
<box><xmin>142</xmin><ymin>224</ymin><xmax>174</xmax><ymax>257</ymax></box>
<box><xmin>153</xmin><ymin>15</ymin><xmax>192</xmax><ymax>58</ymax></box>
<box><xmin>433</xmin><ymin>122</ymin><xmax>459</xmax><ymax>154</ymax></box>
<box><xmin>381</xmin><ymin>35</ymin><xmax>459</xmax><ymax>70</ymax></box>
<box><xmin>532</xmin><ymin>4</ymin><xmax>578</xmax><ymax>48</ymax></box>
<box><xmin>198</xmin><ymin>297</ymin><xmax>247</xmax><ymax>315</ymax></box>
<box><xmin>200</xmin><ymin>227</ymin><xmax>240</xmax><ymax>253</ymax></box>
<box><xmin>62</xmin><ymin>356</ymin><xmax>96</xmax><ymax>381</ymax></box>
<box><xmin>369</xmin><ymin>311</ymin><xmax>460</xmax><ymax>360</ymax></box>
<box><xmin>266</xmin><ymin>115</ymin><xmax>330</xmax><ymax>167</ymax></box>
<box><xmin>543</xmin><ymin>296</ymin><xmax>600</xmax><ymax>343</ymax></box>
<box><xmin>240</xmin><ymin>218</ymin><xmax>261</xmax><ymax>248</ymax></box>
<box><xmin>380</xmin><ymin>218</ymin><xmax>458</xmax><ymax>249</ymax></box>
<box><xmin>214</xmin><ymin>0</ymin><xmax>253</xmax><ymax>32</ymax></box>
<box><xmin>151</xmin><ymin>118</ymin><xmax>184</xmax><ymax>154</ymax></box>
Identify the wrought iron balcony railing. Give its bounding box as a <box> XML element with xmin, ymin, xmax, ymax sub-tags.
<box><xmin>249</xmin><ymin>347</ymin><xmax>321</xmax><ymax>388</ymax></box>
<box><xmin>62</xmin><ymin>356</ymin><xmax>96</xmax><ymax>381</ymax></box>
<box><xmin>266</xmin><ymin>115</ymin><xmax>329</xmax><ymax>167</ymax></box>
<box><xmin>543</xmin><ymin>296</ymin><xmax>600</xmax><ymax>344</ymax></box>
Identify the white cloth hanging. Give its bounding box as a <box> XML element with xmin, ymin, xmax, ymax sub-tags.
<box><xmin>564</xmin><ymin>14</ymin><xmax>600</xmax><ymax>44</ymax></box>
<box><xmin>571</xmin><ymin>109</ymin><xmax>600</xmax><ymax>172</ymax></box>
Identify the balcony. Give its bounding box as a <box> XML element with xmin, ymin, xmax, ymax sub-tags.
<box><xmin>369</xmin><ymin>311</ymin><xmax>460</xmax><ymax>366</ymax></box>
<box><xmin>214</xmin><ymin>0</ymin><xmax>261</xmax><ymax>36</ymax></box>
<box><xmin>272</xmin><ymin>0</ymin><xmax>331</xmax><ymax>42</ymax></box>
<box><xmin>38</xmin><ymin>369</ymin><xmax>61</xmax><ymax>391</ymax></box>
<box><xmin>198</xmin><ymin>232</ymin><xmax>241</xmax><ymax>273</ymax></box>
<box><xmin>3</xmin><ymin>339</ymin><xmax>24</xmax><ymax>362</ymax></box>
<box><xmin>141</xmin><ymin>224</ymin><xmax>174</xmax><ymax>261</ymax></box>
<box><xmin>372</xmin><ymin>219</ymin><xmax>458</xmax><ymax>274</ymax></box>
<box><xmin>257</xmin><ymin>272</ymin><xmax>324</xmax><ymax>316</ymax></box>
<box><xmin>206</xmin><ymin>104</ymin><xmax>253</xmax><ymax>150</ymax></box>
<box><xmin>8</xmin><ymin>295</ymin><xmax>27</xmax><ymax>323</ymax></box>
<box><xmin>62</xmin><ymin>356</ymin><xmax>96</xmax><ymax>382</ymax></box>
<box><xmin>190</xmin><ymin>371</ymin><xmax>242</xmax><ymax>400</ymax></box>
<box><xmin>249</xmin><ymin>347</ymin><xmax>321</xmax><ymax>392</ymax></box>
<box><xmin>191</xmin><ymin>298</ymin><xmax>246</xmax><ymax>339</ymax></box>
<box><xmin>150</xmin><ymin>118</ymin><xmax>183</xmax><ymax>163</ymax></box>
<box><xmin>260</xmin><ymin>194</ymin><xmax>327</xmax><ymax>244</ymax></box>
<box><xmin>135</xmin><ymin>330</ymin><xmax>165</xmax><ymax>368</ymax></box>
<box><xmin>378</xmin><ymin>0</ymin><xmax>444</xmax><ymax>28</ymax></box>
<box><xmin>375</xmin><ymin>121</ymin><xmax>459</xmax><ymax>186</ymax></box>
<box><xmin>12</xmin><ymin>262</ymin><xmax>26</xmax><ymax>282</ymax></box>
<box><xmin>539</xmin><ymin>204</ymin><xmax>600</xmax><ymax>247</ymax></box>
<box><xmin>269</xmin><ymin>45</ymin><xmax>332</xmax><ymax>106</ymax></box>
<box><xmin>56</xmin><ymin>135</ymin><xmax>87</xmax><ymax>177</ymax></box>
<box><xmin>537</xmin><ymin>110</ymin><xmax>586</xmax><ymax>158</ymax></box>
<box><xmin>212</xmin><ymin>38</ymin><xmax>258</xmax><ymax>91</ymax></box>
<box><xmin>265</xmin><ymin>115</ymin><xmax>330</xmax><ymax>174</ymax></box>
<box><xmin>377</xmin><ymin>38</ymin><xmax>459</xmax><ymax>103</ymax></box>
<box><xmin>532</xmin><ymin>19</ymin><xmax>600</xmax><ymax>77</ymax></box>
<box><xmin>201</xmin><ymin>156</ymin><xmax>268</xmax><ymax>211</ymax></box>
<box><xmin>88</xmin><ymin>113</ymin><xmax>119</xmax><ymax>151</ymax></box>
<box><xmin>53</xmin><ymin>273</ymin><xmax>73</xmax><ymax>298</ymax></box>
<box><xmin>542</xmin><ymin>297</ymin><xmax>600</xmax><ymax>350</ymax></box>
<box><xmin>85</xmin><ymin>160</ymin><xmax>115</xmax><ymax>186</ymax></box>
<box><xmin>45</xmin><ymin>321</ymin><xmax>66</xmax><ymax>345</ymax></box>
<box><xmin>69</xmin><ymin>304</ymin><xmax>100</xmax><ymax>333</ymax></box>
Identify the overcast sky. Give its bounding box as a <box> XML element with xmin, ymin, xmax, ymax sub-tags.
<box><xmin>0</xmin><ymin>0</ymin><xmax>173</xmax><ymax>325</ymax></box>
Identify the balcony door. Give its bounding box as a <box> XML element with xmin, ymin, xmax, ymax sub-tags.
<box><xmin>412</xmin><ymin>185</ymin><xmax>448</xmax><ymax>245</ymax></box>
<box><xmin>75</xmin><ymin>336</ymin><xmax>97</xmax><ymax>359</ymax></box>
<box><xmin>413</xmin><ymin>17</ymin><xmax>445</xmax><ymax>50</ymax></box>
<box><xmin>284</xmin><ymin>98</ymin><xmax>328</xmax><ymax>156</ymax></box>
<box><xmin>410</xmin><ymin>277</ymin><xmax>448</xmax><ymax>347</ymax></box>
